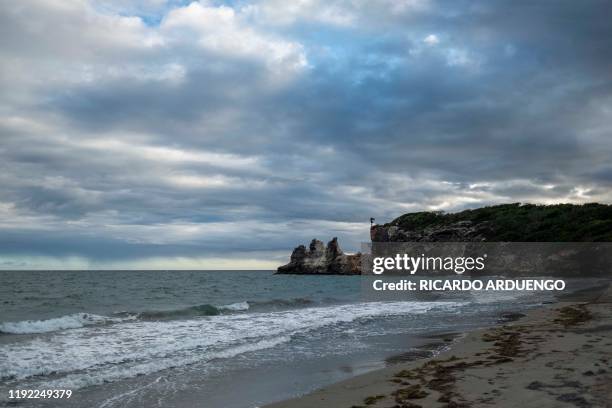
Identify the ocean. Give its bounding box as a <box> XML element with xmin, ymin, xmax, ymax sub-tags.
<box><xmin>0</xmin><ymin>270</ymin><xmax>563</xmax><ymax>408</ymax></box>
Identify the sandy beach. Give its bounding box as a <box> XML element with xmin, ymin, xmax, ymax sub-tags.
<box><xmin>266</xmin><ymin>285</ymin><xmax>612</xmax><ymax>408</ymax></box>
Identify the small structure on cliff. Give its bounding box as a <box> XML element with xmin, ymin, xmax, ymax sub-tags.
<box><xmin>276</xmin><ymin>237</ymin><xmax>361</xmax><ymax>275</ymax></box>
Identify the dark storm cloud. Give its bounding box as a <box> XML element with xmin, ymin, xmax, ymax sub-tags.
<box><xmin>0</xmin><ymin>0</ymin><xmax>611</xmax><ymax>267</ymax></box>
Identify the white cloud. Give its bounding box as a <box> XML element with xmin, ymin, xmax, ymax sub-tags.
<box><xmin>76</xmin><ymin>137</ymin><xmax>263</xmax><ymax>171</ymax></box>
<box><xmin>423</xmin><ymin>34</ymin><xmax>439</xmax><ymax>45</ymax></box>
<box><xmin>161</xmin><ymin>2</ymin><xmax>307</xmax><ymax>72</ymax></box>
<box><xmin>0</xmin><ymin>0</ymin><xmax>164</xmax><ymax>58</ymax></box>
<box><xmin>0</xmin><ymin>0</ymin><xmax>306</xmax><ymax>97</ymax></box>
<box><xmin>165</xmin><ymin>174</ymin><xmax>270</xmax><ymax>190</ymax></box>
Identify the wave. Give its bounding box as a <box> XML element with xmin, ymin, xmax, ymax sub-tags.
<box><xmin>218</xmin><ymin>301</ymin><xmax>250</xmax><ymax>311</ymax></box>
<box><xmin>0</xmin><ymin>313</ymin><xmax>129</xmax><ymax>335</ymax></box>
<box><xmin>0</xmin><ymin>300</ymin><xmax>461</xmax><ymax>388</ymax></box>
<box><xmin>119</xmin><ymin>298</ymin><xmax>319</xmax><ymax>321</ymax></box>
<box><xmin>135</xmin><ymin>304</ymin><xmax>222</xmax><ymax>320</ymax></box>
<box><xmin>247</xmin><ymin>297</ymin><xmax>316</xmax><ymax>310</ymax></box>
<box><xmin>130</xmin><ymin>301</ymin><xmax>254</xmax><ymax>320</ymax></box>
<box><xmin>0</xmin><ymin>298</ymin><xmax>315</xmax><ymax>335</ymax></box>
<box><xmin>27</xmin><ymin>336</ymin><xmax>293</xmax><ymax>394</ymax></box>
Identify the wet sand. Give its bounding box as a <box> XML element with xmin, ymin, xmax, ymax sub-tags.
<box><xmin>265</xmin><ymin>285</ymin><xmax>612</xmax><ymax>408</ymax></box>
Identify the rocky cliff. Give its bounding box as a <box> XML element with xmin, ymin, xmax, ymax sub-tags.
<box><xmin>371</xmin><ymin>203</ymin><xmax>612</xmax><ymax>242</ymax></box>
<box><xmin>370</xmin><ymin>219</ymin><xmax>492</xmax><ymax>242</ymax></box>
<box><xmin>276</xmin><ymin>237</ymin><xmax>361</xmax><ymax>275</ymax></box>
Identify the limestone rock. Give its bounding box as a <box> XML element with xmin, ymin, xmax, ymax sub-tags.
<box><xmin>276</xmin><ymin>237</ymin><xmax>361</xmax><ymax>275</ymax></box>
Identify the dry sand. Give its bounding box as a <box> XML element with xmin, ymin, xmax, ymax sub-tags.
<box><xmin>265</xmin><ymin>285</ymin><xmax>612</xmax><ymax>408</ymax></box>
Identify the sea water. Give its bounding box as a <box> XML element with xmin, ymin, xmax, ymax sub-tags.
<box><xmin>0</xmin><ymin>270</ymin><xmax>563</xmax><ymax>408</ymax></box>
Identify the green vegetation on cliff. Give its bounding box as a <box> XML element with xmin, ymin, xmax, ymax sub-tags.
<box><xmin>388</xmin><ymin>203</ymin><xmax>612</xmax><ymax>241</ymax></box>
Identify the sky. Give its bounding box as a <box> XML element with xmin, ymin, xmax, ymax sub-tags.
<box><xmin>1</xmin><ymin>0</ymin><xmax>611</xmax><ymax>269</ymax></box>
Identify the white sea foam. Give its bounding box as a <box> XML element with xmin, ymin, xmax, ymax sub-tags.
<box><xmin>33</xmin><ymin>336</ymin><xmax>293</xmax><ymax>393</ymax></box>
<box><xmin>0</xmin><ymin>301</ymin><xmax>459</xmax><ymax>390</ymax></box>
<box><xmin>0</xmin><ymin>313</ymin><xmax>129</xmax><ymax>334</ymax></box>
<box><xmin>218</xmin><ymin>301</ymin><xmax>250</xmax><ymax>311</ymax></box>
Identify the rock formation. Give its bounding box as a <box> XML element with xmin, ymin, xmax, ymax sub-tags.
<box><xmin>277</xmin><ymin>204</ymin><xmax>612</xmax><ymax>275</ymax></box>
<box><xmin>276</xmin><ymin>237</ymin><xmax>361</xmax><ymax>275</ymax></box>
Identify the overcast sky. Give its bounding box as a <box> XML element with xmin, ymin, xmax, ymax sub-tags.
<box><xmin>1</xmin><ymin>0</ymin><xmax>611</xmax><ymax>269</ymax></box>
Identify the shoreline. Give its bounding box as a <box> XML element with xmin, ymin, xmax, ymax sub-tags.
<box><xmin>264</xmin><ymin>285</ymin><xmax>612</xmax><ymax>408</ymax></box>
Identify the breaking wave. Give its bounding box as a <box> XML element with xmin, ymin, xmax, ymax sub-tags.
<box><xmin>0</xmin><ymin>313</ymin><xmax>130</xmax><ymax>335</ymax></box>
<box><xmin>0</xmin><ymin>298</ymin><xmax>323</xmax><ymax>336</ymax></box>
<box><xmin>0</xmin><ymin>301</ymin><xmax>461</xmax><ymax>390</ymax></box>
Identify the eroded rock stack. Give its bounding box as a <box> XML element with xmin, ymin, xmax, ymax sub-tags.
<box><xmin>276</xmin><ymin>237</ymin><xmax>361</xmax><ymax>275</ymax></box>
